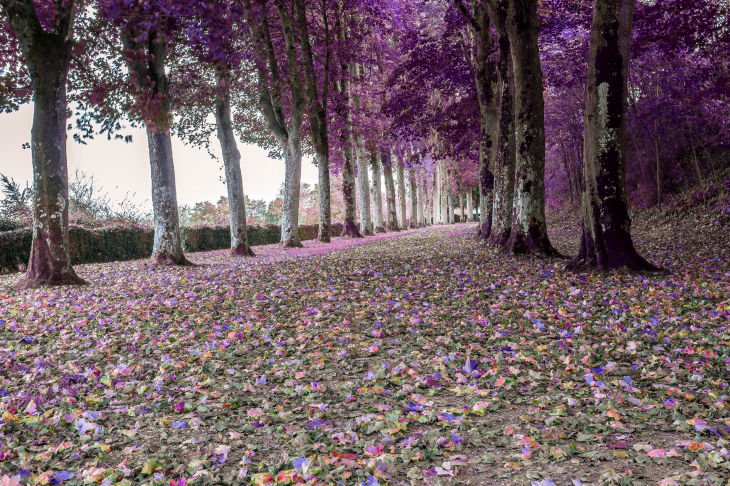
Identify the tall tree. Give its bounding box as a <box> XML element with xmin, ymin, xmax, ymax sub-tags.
<box><xmin>502</xmin><ymin>0</ymin><xmax>559</xmax><ymax>256</ymax></box>
<box><xmin>485</xmin><ymin>0</ymin><xmax>516</xmax><ymax>247</ymax></box>
<box><xmin>120</xmin><ymin>28</ymin><xmax>191</xmax><ymax>265</ymax></box>
<box><xmin>240</xmin><ymin>0</ymin><xmax>305</xmax><ymax>247</ymax></box>
<box><xmin>214</xmin><ymin>75</ymin><xmax>254</xmax><ymax>257</ymax></box>
<box><xmin>382</xmin><ymin>149</ymin><xmax>399</xmax><ymax>231</ymax></box>
<box><xmin>292</xmin><ymin>0</ymin><xmax>332</xmax><ymax>243</ymax></box>
<box><xmin>370</xmin><ymin>148</ymin><xmax>386</xmax><ymax>232</ymax></box>
<box><xmin>1</xmin><ymin>0</ymin><xmax>86</xmax><ymax>287</ymax></box>
<box><xmin>568</xmin><ymin>0</ymin><xmax>659</xmax><ymax>271</ymax></box>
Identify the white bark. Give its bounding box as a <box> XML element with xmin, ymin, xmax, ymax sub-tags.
<box><xmin>424</xmin><ymin>178</ymin><xmax>431</xmax><ymax>226</ymax></box>
<box><xmin>416</xmin><ymin>172</ymin><xmax>424</xmax><ymax>226</ymax></box>
<box><xmin>356</xmin><ymin>138</ymin><xmax>373</xmax><ymax>235</ymax></box>
<box><xmin>280</xmin><ymin>137</ymin><xmax>302</xmax><ymax>246</ymax></box>
<box><xmin>432</xmin><ymin>174</ymin><xmax>439</xmax><ymax>224</ymax></box>
<box><xmin>408</xmin><ymin>167</ymin><xmax>418</xmax><ymax>228</ymax></box>
<box><xmin>215</xmin><ymin>85</ymin><xmax>251</xmax><ymax>255</ymax></box>
<box><xmin>148</xmin><ymin>130</ymin><xmax>186</xmax><ymax>262</ymax></box>
<box><xmin>466</xmin><ymin>187</ymin><xmax>474</xmax><ymax>222</ymax></box>
<box><xmin>397</xmin><ymin>159</ymin><xmax>407</xmax><ymax>229</ymax></box>
<box><xmin>439</xmin><ymin>159</ymin><xmax>448</xmax><ymax>224</ymax></box>
<box><xmin>370</xmin><ymin>153</ymin><xmax>384</xmax><ymax>231</ymax></box>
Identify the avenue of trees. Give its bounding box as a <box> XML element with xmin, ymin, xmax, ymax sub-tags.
<box><xmin>1</xmin><ymin>0</ymin><xmax>728</xmax><ymax>286</ymax></box>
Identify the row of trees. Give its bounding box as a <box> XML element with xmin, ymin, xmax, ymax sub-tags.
<box><xmin>1</xmin><ymin>0</ymin><xmax>728</xmax><ymax>286</ymax></box>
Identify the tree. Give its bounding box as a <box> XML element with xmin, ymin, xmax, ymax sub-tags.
<box><xmin>568</xmin><ymin>0</ymin><xmax>659</xmax><ymax>272</ymax></box>
<box><xmin>1</xmin><ymin>0</ymin><xmax>87</xmax><ymax>287</ymax></box>
<box><xmin>492</xmin><ymin>0</ymin><xmax>559</xmax><ymax>256</ymax></box>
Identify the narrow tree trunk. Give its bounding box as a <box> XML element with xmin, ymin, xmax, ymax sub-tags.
<box><xmin>370</xmin><ymin>150</ymin><xmax>386</xmax><ymax>232</ymax></box>
<box><xmin>568</xmin><ymin>0</ymin><xmax>658</xmax><ymax>272</ymax></box>
<box><xmin>397</xmin><ymin>158</ymin><xmax>407</xmax><ymax>229</ymax></box>
<box><xmin>446</xmin><ymin>164</ymin><xmax>456</xmax><ymax>224</ymax></box>
<box><xmin>123</xmin><ymin>33</ymin><xmax>190</xmax><ymax>265</ymax></box>
<box><xmin>439</xmin><ymin>160</ymin><xmax>447</xmax><ymax>224</ymax></box>
<box><xmin>215</xmin><ymin>80</ymin><xmax>254</xmax><ymax>257</ymax></box>
<box><xmin>356</xmin><ymin>139</ymin><xmax>373</xmax><ymax>235</ymax></box>
<box><xmin>459</xmin><ymin>190</ymin><xmax>465</xmax><ymax>223</ymax></box>
<box><xmin>9</xmin><ymin>1</ymin><xmax>86</xmax><ymax>287</ymax></box>
<box><xmin>424</xmin><ymin>178</ymin><xmax>432</xmax><ymax>226</ymax></box>
<box><xmin>409</xmin><ymin>168</ymin><xmax>418</xmax><ymax>228</ymax></box>
<box><xmin>654</xmin><ymin>120</ymin><xmax>661</xmax><ymax>206</ymax></box>
<box><xmin>316</xmin><ymin>148</ymin><xmax>331</xmax><ymax>241</ymax></box>
<box><xmin>466</xmin><ymin>188</ymin><xmax>474</xmax><ymax>222</ymax></box>
<box><xmin>489</xmin><ymin>30</ymin><xmax>516</xmax><ymax>247</ymax></box>
<box><xmin>433</xmin><ymin>175</ymin><xmax>440</xmax><ymax>224</ymax></box>
<box><xmin>504</xmin><ymin>0</ymin><xmax>559</xmax><ymax>257</ymax></box>
<box><xmin>382</xmin><ymin>151</ymin><xmax>399</xmax><ymax>231</ymax></box>
<box><xmin>280</xmin><ymin>138</ymin><xmax>303</xmax><ymax>246</ymax></box>
<box><xmin>341</xmin><ymin>142</ymin><xmax>361</xmax><ymax>237</ymax></box>
<box><xmin>416</xmin><ymin>173</ymin><xmax>425</xmax><ymax>227</ymax></box>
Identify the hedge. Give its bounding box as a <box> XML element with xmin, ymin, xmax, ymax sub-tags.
<box><xmin>1</xmin><ymin>222</ymin><xmax>347</xmax><ymax>272</ymax></box>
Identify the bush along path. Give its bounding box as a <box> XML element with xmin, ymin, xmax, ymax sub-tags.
<box><xmin>0</xmin><ymin>222</ymin><xmax>728</xmax><ymax>486</ymax></box>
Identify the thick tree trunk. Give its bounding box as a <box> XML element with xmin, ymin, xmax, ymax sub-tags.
<box><xmin>7</xmin><ymin>0</ymin><xmax>85</xmax><ymax>287</ymax></box>
<box><xmin>147</xmin><ymin>130</ymin><xmax>189</xmax><ymax>264</ymax></box>
<box><xmin>215</xmin><ymin>81</ymin><xmax>254</xmax><ymax>257</ymax></box>
<box><xmin>489</xmin><ymin>31</ymin><xmax>516</xmax><ymax>247</ymax></box>
<box><xmin>356</xmin><ymin>139</ymin><xmax>373</xmax><ymax>235</ymax></box>
<box><xmin>408</xmin><ymin>168</ymin><xmax>418</xmax><ymax>228</ymax></box>
<box><xmin>397</xmin><ymin>159</ymin><xmax>407</xmax><ymax>229</ymax></box>
<box><xmin>341</xmin><ymin>142</ymin><xmax>362</xmax><ymax>237</ymax></box>
<box><xmin>382</xmin><ymin>151</ymin><xmax>399</xmax><ymax>231</ymax></box>
<box><xmin>416</xmin><ymin>173</ymin><xmax>425</xmax><ymax>227</ymax></box>
<box><xmin>568</xmin><ymin>0</ymin><xmax>658</xmax><ymax>272</ymax></box>
<box><xmin>370</xmin><ymin>151</ymin><xmax>386</xmax><ymax>233</ymax></box>
<box><xmin>466</xmin><ymin>188</ymin><xmax>474</xmax><ymax>222</ymax></box>
<box><xmin>503</xmin><ymin>0</ymin><xmax>559</xmax><ymax>256</ymax></box>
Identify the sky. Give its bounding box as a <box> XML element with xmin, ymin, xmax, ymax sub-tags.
<box><xmin>0</xmin><ymin>104</ymin><xmax>320</xmax><ymax>211</ymax></box>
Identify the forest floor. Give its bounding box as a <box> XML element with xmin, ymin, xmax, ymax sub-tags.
<box><xmin>0</xmin><ymin>204</ymin><xmax>729</xmax><ymax>486</ymax></box>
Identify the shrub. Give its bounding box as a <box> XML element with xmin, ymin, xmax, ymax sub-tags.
<box><xmin>1</xmin><ymin>222</ymin><xmax>345</xmax><ymax>273</ymax></box>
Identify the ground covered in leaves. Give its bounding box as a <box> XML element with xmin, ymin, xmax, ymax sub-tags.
<box><xmin>1</xmin><ymin>208</ymin><xmax>729</xmax><ymax>486</ymax></box>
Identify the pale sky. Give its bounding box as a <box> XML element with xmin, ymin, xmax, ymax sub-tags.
<box><xmin>0</xmin><ymin>104</ymin><xmax>319</xmax><ymax>211</ymax></box>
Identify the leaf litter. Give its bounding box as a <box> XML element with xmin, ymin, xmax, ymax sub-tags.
<box><xmin>0</xmin><ymin>210</ymin><xmax>728</xmax><ymax>486</ymax></box>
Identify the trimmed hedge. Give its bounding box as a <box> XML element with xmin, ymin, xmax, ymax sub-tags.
<box><xmin>1</xmin><ymin>222</ymin><xmax>347</xmax><ymax>272</ymax></box>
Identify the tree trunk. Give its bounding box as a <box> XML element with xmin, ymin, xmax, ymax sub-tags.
<box><xmin>408</xmin><ymin>167</ymin><xmax>418</xmax><ymax>228</ymax></box>
<box><xmin>654</xmin><ymin>120</ymin><xmax>661</xmax><ymax>206</ymax></box>
<box><xmin>397</xmin><ymin>158</ymin><xmax>407</xmax><ymax>229</ymax></box>
<box><xmin>466</xmin><ymin>188</ymin><xmax>474</xmax><ymax>222</ymax></box>
<box><xmin>215</xmin><ymin>80</ymin><xmax>254</xmax><ymax>257</ymax></box>
<box><xmin>280</xmin><ymin>137</ymin><xmax>303</xmax><ymax>247</ymax></box>
<box><xmin>341</xmin><ymin>141</ymin><xmax>361</xmax><ymax>237</ymax></box>
<box><xmin>424</xmin><ymin>177</ymin><xmax>432</xmax><ymax>226</ymax></box>
<box><xmin>459</xmin><ymin>190</ymin><xmax>465</xmax><ymax>223</ymax></box>
<box><xmin>433</xmin><ymin>175</ymin><xmax>440</xmax><ymax>224</ymax></box>
<box><xmin>382</xmin><ymin>151</ymin><xmax>399</xmax><ymax>231</ymax></box>
<box><xmin>446</xmin><ymin>164</ymin><xmax>456</xmax><ymax>224</ymax></box>
<box><xmin>123</xmin><ymin>32</ymin><xmax>190</xmax><ymax>265</ymax></box>
<box><xmin>356</xmin><ymin>139</ymin><xmax>373</xmax><ymax>235</ymax></box>
<box><xmin>504</xmin><ymin>0</ymin><xmax>559</xmax><ymax>257</ymax></box>
<box><xmin>316</xmin><ymin>148</ymin><xmax>331</xmax><ymax>241</ymax></box>
<box><xmin>370</xmin><ymin>150</ymin><xmax>386</xmax><ymax>232</ymax></box>
<box><xmin>489</xmin><ymin>29</ymin><xmax>516</xmax><ymax>247</ymax></box>
<box><xmin>8</xmin><ymin>0</ymin><xmax>86</xmax><ymax>287</ymax></box>
<box><xmin>416</xmin><ymin>172</ymin><xmax>425</xmax><ymax>226</ymax></box>
<box><xmin>568</xmin><ymin>0</ymin><xmax>658</xmax><ymax>272</ymax></box>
